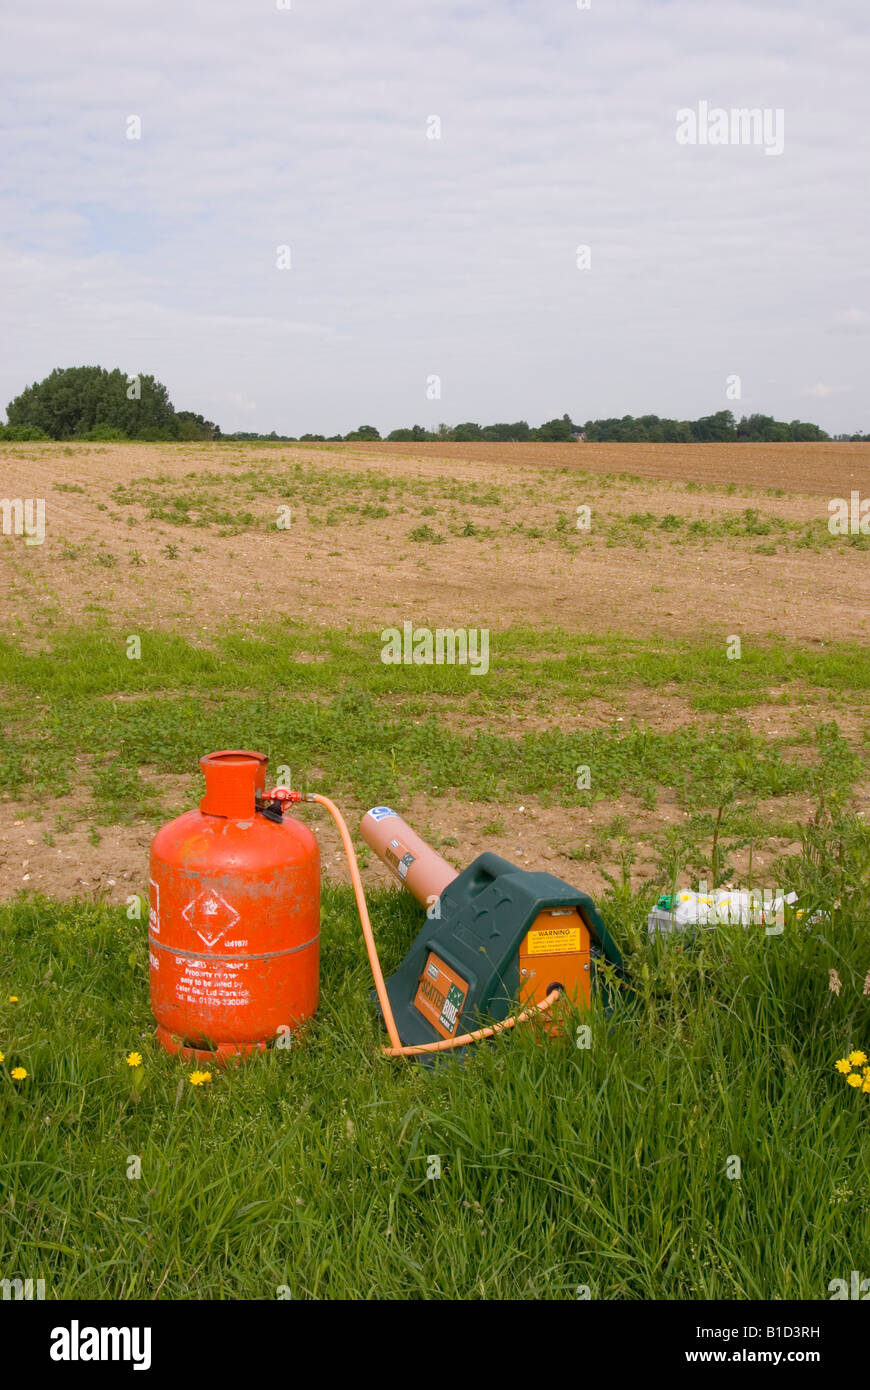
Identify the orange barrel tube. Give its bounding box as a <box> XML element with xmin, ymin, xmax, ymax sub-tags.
<box><xmin>360</xmin><ymin>806</ymin><xmax>459</xmax><ymax>909</ymax></box>
<box><xmin>149</xmin><ymin>750</ymin><xmax>320</xmax><ymax>1062</ymax></box>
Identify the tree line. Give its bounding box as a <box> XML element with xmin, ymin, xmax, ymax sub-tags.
<box><xmin>2</xmin><ymin>367</ymin><xmax>864</xmax><ymax>443</ymax></box>
<box><xmin>248</xmin><ymin>412</ymin><xmax>852</xmax><ymax>443</ymax></box>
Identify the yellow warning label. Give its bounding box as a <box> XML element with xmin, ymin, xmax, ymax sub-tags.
<box><xmin>525</xmin><ymin>926</ymin><xmax>582</xmax><ymax>956</ymax></box>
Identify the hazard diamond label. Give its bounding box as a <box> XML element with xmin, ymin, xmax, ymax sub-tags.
<box><xmin>181</xmin><ymin>890</ymin><xmax>240</xmax><ymax>948</ymax></box>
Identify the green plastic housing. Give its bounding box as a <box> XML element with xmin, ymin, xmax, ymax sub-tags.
<box><xmin>378</xmin><ymin>851</ymin><xmax>623</xmax><ymax>1061</ymax></box>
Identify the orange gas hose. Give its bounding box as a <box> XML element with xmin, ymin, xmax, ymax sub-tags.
<box><xmin>305</xmin><ymin>793</ymin><xmax>560</xmax><ymax>1058</ymax></box>
<box><xmin>381</xmin><ymin>990</ymin><xmax>560</xmax><ymax>1057</ymax></box>
<box><xmin>307</xmin><ymin>793</ymin><xmax>403</xmax><ymax>1052</ymax></box>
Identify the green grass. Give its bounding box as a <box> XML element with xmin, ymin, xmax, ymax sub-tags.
<box><xmin>1</xmin><ymin>807</ymin><xmax>868</xmax><ymax>1299</ymax></box>
<box><xmin>603</xmin><ymin>507</ymin><xmax>869</xmax><ymax>552</ymax></box>
<box><xmin>0</xmin><ymin>623</ymin><xmax>867</xmax><ymax>822</ymax></box>
<box><xmin>109</xmin><ymin>462</ymin><xmax>505</xmax><ymax>535</ymax></box>
<box><xmin>93</xmin><ymin>458</ymin><xmax>864</xmax><ymax>555</ymax></box>
<box><xmin>6</xmin><ymin>620</ymin><xmax>870</xmax><ymax>704</ymax></box>
<box><xmin>0</xmin><ymin>616</ymin><xmax>868</xmax><ymax>1297</ymax></box>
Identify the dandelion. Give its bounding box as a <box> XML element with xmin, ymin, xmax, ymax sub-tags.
<box><xmin>125</xmin><ymin>1052</ymin><xmax>143</xmax><ymax>1068</ymax></box>
<box><xmin>10</xmin><ymin>1067</ymin><xmax>27</xmax><ymax>1081</ymax></box>
<box><xmin>863</xmin><ymin>1078</ymin><xmax>870</xmax><ymax>1094</ymax></box>
<box><xmin>0</xmin><ymin>1051</ymin><xmax>4</xmax><ymax>1064</ymax></box>
<box><xmin>849</xmin><ymin>1050</ymin><xmax>868</xmax><ymax>1067</ymax></box>
<box><xmin>189</xmin><ymin>1070</ymin><xmax>212</xmax><ymax>1086</ymax></box>
<box><xmin>8</xmin><ymin>996</ymin><xmax>19</xmax><ymax>1004</ymax></box>
<box><xmin>835</xmin><ymin>1058</ymin><xmax>852</xmax><ymax>1074</ymax></box>
<box><xmin>847</xmin><ymin>1073</ymin><xmax>862</xmax><ymax>1088</ymax></box>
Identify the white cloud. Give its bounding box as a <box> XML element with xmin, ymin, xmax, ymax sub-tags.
<box><xmin>1</xmin><ymin>0</ymin><xmax>868</xmax><ymax>435</ymax></box>
<box><xmin>832</xmin><ymin>308</ymin><xmax>870</xmax><ymax>333</ymax></box>
<box><xmin>805</xmin><ymin>382</ymin><xmax>848</xmax><ymax>398</ymax></box>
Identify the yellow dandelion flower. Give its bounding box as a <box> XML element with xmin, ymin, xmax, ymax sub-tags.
<box><xmin>848</xmin><ymin>1050</ymin><xmax>868</xmax><ymax>1067</ymax></box>
<box><xmin>863</xmin><ymin>1078</ymin><xmax>870</xmax><ymax>1093</ymax></box>
<box><xmin>10</xmin><ymin>1067</ymin><xmax>27</xmax><ymax>1081</ymax></box>
<box><xmin>835</xmin><ymin>1058</ymin><xmax>852</xmax><ymax>1073</ymax></box>
<box><xmin>8</xmin><ymin>996</ymin><xmax>19</xmax><ymax>1004</ymax></box>
<box><xmin>847</xmin><ymin>1073</ymin><xmax>863</xmax><ymax>1088</ymax></box>
<box><xmin>125</xmin><ymin>1052</ymin><xmax>142</xmax><ymax>1068</ymax></box>
<box><xmin>189</xmin><ymin>1070</ymin><xmax>212</xmax><ymax>1086</ymax></box>
<box><xmin>0</xmin><ymin>1051</ymin><xmax>4</xmax><ymax>1064</ymax></box>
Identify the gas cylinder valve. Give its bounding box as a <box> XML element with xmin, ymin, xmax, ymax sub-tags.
<box><xmin>265</xmin><ymin>787</ymin><xmax>304</xmax><ymax>805</ymax></box>
<box><xmin>257</xmin><ymin>786</ymin><xmax>307</xmax><ymax>822</ymax></box>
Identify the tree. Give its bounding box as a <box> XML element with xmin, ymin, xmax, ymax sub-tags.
<box><xmin>788</xmin><ymin>419</ymin><xmax>828</xmax><ymax>441</ymax></box>
<box><xmin>482</xmin><ymin>421</ymin><xmax>531</xmax><ymax>441</ymax></box>
<box><xmin>344</xmin><ymin>424</ymin><xmax>381</xmax><ymax>441</ymax></box>
<box><xmin>387</xmin><ymin>425</ymin><xmax>433</xmax><ymax>441</ymax></box>
<box><xmin>690</xmin><ymin>410</ymin><xmax>737</xmax><ymax>442</ymax></box>
<box><xmin>536</xmin><ymin>413</ymin><xmax>576</xmax><ymax>441</ymax></box>
<box><xmin>176</xmin><ymin>410</ymin><xmax>221</xmax><ymax>441</ymax></box>
<box><xmin>660</xmin><ymin>418</ymin><xmax>693</xmax><ymax>442</ymax></box>
<box><xmin>5</xmin><ymin>366</ymin><xmax>215</xmax><ymax>440</ymax></box>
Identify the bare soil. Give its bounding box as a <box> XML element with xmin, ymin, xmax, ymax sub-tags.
<box><xmin>2</xmin><ymin>441</ymin><xmax>867</xmax><ymax>902</ymax></box>
<box><xmin>351</xmin><ymin>439</ymin><xmax>870</xmax><ymax>497</ymax></box>
<box><xmin>1</xmin><ymin>441</ymin><xmax>868</xmax><ymax>643</ymax></box>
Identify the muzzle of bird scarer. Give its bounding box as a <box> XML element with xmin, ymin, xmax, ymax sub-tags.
<box><xmin>148</xmin><ymin>750</ymin><xmax>624</xmax><ymax>1064</ymax></box>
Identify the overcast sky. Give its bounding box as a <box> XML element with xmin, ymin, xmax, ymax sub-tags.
<box><xmin>1</xmin><ymin>0</ymin><xmax>868</xmax><ymax>435</ymax></box>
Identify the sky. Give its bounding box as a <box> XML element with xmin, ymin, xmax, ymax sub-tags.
<box><xmin>1</xmin><ymin>0</ymin><xmax>868</xmax><ymax>436</ymax></box>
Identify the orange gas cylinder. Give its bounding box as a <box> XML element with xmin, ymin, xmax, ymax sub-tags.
<box><xmin>149</xmin><ymin>750</ymin><xmax>320</xmax><ymax>1062</ymax></box>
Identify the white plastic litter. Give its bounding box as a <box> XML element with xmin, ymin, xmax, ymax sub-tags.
<box><xmin>647</xmin><ymin>888</ymin><xmax>799</xmax><ymax>937</ymax></box>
